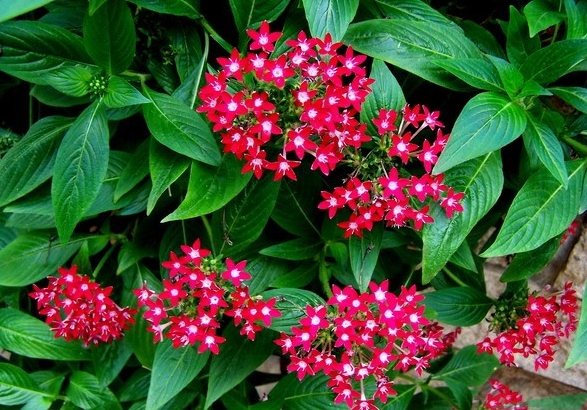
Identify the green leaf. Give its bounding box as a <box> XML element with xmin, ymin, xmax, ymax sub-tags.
<box><xmin>270</xmin><ymin>262</ymin><xmax>317</xmax><ymax>289</ymax></box>
<box><xmin>89</xmin><ymin>0</ymin><xmax>109</xmax><ymax>14</ymax></box>
<box><xmin>522</xmin><ymin>114</ymin><xmax>568</xmax><ymax>186</ymax></box>
<box><xmin>211</xmin><ymin>175</ymin><xmax>281</xmax><ymax>258</ymax></box>
<box><xmin>524</xmin><ymin>0</ymin><xmax>566</xmax><ymax>38</ymax></box>
<box><xmin>482</xmin><ymin>159</ymin><xmax>587</xmax><ymax>257</ymax></box>
<box><xmin>434</xmin><ymin>58</ymin><xmax>504</xmax><ymax>92</ymax></box>
<box><xmin>444</xmin><ymin>378</ymin><xmax>472</xmax><ymax>410</ymax></box>
<box><xmin>205</xmin><ymin>324</ymin><xmax>276</xmax><ymax>409</ymax></box>
<box><xmin>0</xmin><ymin>308</ymin><xmax>90</xmax><ymax>360</ymax></box>
<box><xmin>302</xmin><ymin>0</ymin><xmax>359</xmax><ymax>41</ymax></box>
<box><xmin>0</xmin><ymin>232</ymin><xmax>92</xmax><ymax>286</ymax></box>
<box><xmin>0</xmin><ymin>0</ymin><xmax>56</xmax><ymax>22</ymax></box>
<box><xmin>30</xmin><ymin>84</ymin><xmax>91</xmax><ymax>108</ymax></box>
<box><xmin>550</xmin><ymin>86</ymin><xmax>587</xmax><ymax>114</ymax></box>
<box><xmin>244</xmin><ymin>256</ymin><xmax>290</xmax><ymax>295</ymax></box>
<box><xmin>103</xmin><ymin>77</ymin><xmax>150</xmax><ymax>108</ymax></box>
<box><xmin>424</xmin><ymin>287</ymin><xmax>493</xmax><ymax>326</ymax></box>
<box><xmin>259</xmin><ymin>238</ymin><xmax>323</xmax><ymax>261</ymax></box>
<box><xmin>0</xmin><ymin>20</ymin><xmax>93</xmax><ymax>85</ymax></box>
<box><xmin>361</xmin><ymin>58</ymin><xmax>406</xmax><ymax>136</ymax></box>
<box><xmin>229</xmin><ymin>0</ymin><xmax>291</xmax><ymax>34</ymax></box>
<box><xmin>432</xmin><ymin>345</ymin><xmax>499</xmax><ymax>385</ymax></box>
<box><xmin>168</xmin><ymin>24</ymin><xmax>203</xmax><ymax>82</ymax></box>
<box><xmin>344</xmin><ymin>15</ymin><xmax>481</xmax><ymax>89</ymax></box>
<box><xmin>486</xmin><ymin>55</ymin><xmax>524</xmax><ymax>99</ymax></box>
<box><xmin>142</xmin><ymin>87</ymin><xmax>221</xmax><ymax>166</ymax></box>
<box><xmin>114</xmin><ymin>139</ymin><xmax>150</xmax><ymax>202</ymax></box>
<box><xmin>52</xmin><ymin>101</ymin><xmax>109</xmax><ymax>243</ymax></box>
<box><xmin>83</xmin><ymin>0</ymin><xmax>135</xmax><ymax>75</ymax></box>
<box><xmin>527</xmin><ymin>393</ymin><xmax>587</xmax><ymax>410</ymax></box>
<box><xmin>146</xmin><ymin>340</ymin><xmax>209</xmax><ymax>410</ymax></box>
<box><xmin>520</xmin><ymin>39</ymin><xmax>587</xmax><ymax>85</ymax></box>
<box><xmin>43</xmin><ymin>66</ymin><xmax>94</xmax><ymax>97</ymax></box>
<box><xmin>162</xmin><ymin>155</ymin><xmax>251</xmax><ymax>221</ymax></box>
<box><xmin>0</xmin><ymin>116</ymin><xmax>72</xmax><ymax>207</ymax></box>
<box><xmin>349</xmin><ymin>223</ymin><xmax>384</xmax><ymax>292</ymax></box>
<box><xmin>0</xmin><ymin>363</ymin><xmax>44</xmax><ymax>406</ymax></box>
<box><xmin>261</xmin><ymin>373</ymin><xmax>344</xmax><ymax>409</ymax></box>
<box><xmin>566</xmin><ymin>280</ymin><xmax>587</xmax><ymax>367</ymax></box>
<box><xmin>91</xmin><ymin>339</ymin><xmax>133</xmax><ymax>387</ymax></box>
<box><xmin>422</xmin><ymin>153</ymin><xmax>503</xmax><ymax>282</ymax></box>
<box><xmin>506</xmin><ymin>6</ymin><xmax>541</xmax><ymax>68</ymax></box>
<box><xmin>66</xmin><ymin>371</ymin><xmax>122</xmax><ymax>410</ymax></box>
<box><xmin>500</xmin><ymin>235</ymin><xmax>561</xmax><ymax>282</ymax></box>
<box><xmin>455</xmin><ymin>19</ymin><xmax>506</xmax><ymax>59</ymax></box>
<box><xmin>126</xmin><ymin>0</ymin><xmax>200</xmax><ymax>18</ymax></box>
<box><xmin>147</xmin><ymin>138</ymin><xmax>190</xmax><ymax>215</ymax></box>
<box><xmin>261</xmin><ymin>288</ymin><xmax>325</xmax><ymax>333</ymax></box>
<box><xmin>433</xmin><ymin>92</ymin><xmax>527</xmax><ymax>173</ymax></box>
<box><xmin>564</xmin><ymin>0</ymin><xmax>586</xmax><ymax>39</ymax></box>
<box><xmin>379</xmin><ymin>385</ymin><xmax>416</xmax><ymax>410</ymax></box>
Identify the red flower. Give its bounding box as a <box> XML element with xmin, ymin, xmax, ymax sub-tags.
<box><xmin>246</xmin><ymin>20</ymin><xmax>282</xmax><ymax>53</ymax></box>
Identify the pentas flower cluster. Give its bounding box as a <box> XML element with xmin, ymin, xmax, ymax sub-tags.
<box><xmin>197</xmin><ymin>21</ymin><xmax>373</xmax><ymax>182</ymax></box>
<box><xmin>319</xmin><ymin>106</ymin><xmax>464</xmax><ymax>237</ymax></box>
<box><xmin>134</xmin><ymin>239</ymin><xmax>280</xmax><ymax>353</ymax></box>
<box><xmin>29</xmin><ymin>266</ymin><xmax>136</xmax><ymax>347</ymax></box>
<box><xmin>481</xmin><ymin>379</ymin><xmax>527</xmax><ymax>410</ymax></box>
<box><xmin>275</xmin><ymin>280</ymin><xmax>460</xmax><ymax>410</ymax></box>
<box><xmin>477</xmin><ymin>282</ymin><xmax>578</xmax><ymax>371</ymax></box>
<box><xmin>196</xmin><ymin>22</ymin><xmax>464</xmax><ymax>237</ymax></box>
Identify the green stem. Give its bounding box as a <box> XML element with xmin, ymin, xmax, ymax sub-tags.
<box><xmin>319</xmin><ymin>246</ymin><xmax>334</xmax><ymax>298</ymax></box>
<box><xmin>200</xmin><ymin>215</ymin><xmax>216</xmax><ymax>255</ymax></box>
<box><xmin>562</xmin><ymin>136</ymin><xmax>587</xmax><ymax>156</ymax></box>
<box><xmin>442</xmin><ymin>266</ymin><xmax>468</xmax><ymax>287</ymax></box>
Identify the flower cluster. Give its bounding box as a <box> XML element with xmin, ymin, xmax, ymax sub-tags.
<box><xmin>134</xmin><ymin>239</ymin><xmax>280</xmax><ymax>353</ymax></box>
<box><xmin>197</xmin><ymin>22</ymin><xmax>373</xmax><ymax>182</ymax></box>
<box><xmin>275</xmin><ymin>280</ymin><xmax>460</xmax><ymax>410</ymax></box>
<box><xmin>481</xmin><ymin>379</ymin><xmax>527</xmax><ymax>410</ymax></box>
<box><xmin>319</xmin><ymin>107</ymin><xmax>464</xmax><ymax>237</ymax></box>
<box><xmin>196</xmin><ymin>22</ymin><xmax>465</xmax><ymax>237</ymax></box>
<box><xmin>477</xmin><ymin>282</ymin><xmax>578</xmax><ymax>371</ymax></box>
<box><xmin>29</xmin><ymin>266</ymin><xmax>136</xmax><ymax>347</ymax></box>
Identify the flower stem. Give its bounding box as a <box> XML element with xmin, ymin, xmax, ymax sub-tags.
<box><xmin>442</xmin><ymin>266</ymin><xmax>469</xmax><ymax>287</ymax></box>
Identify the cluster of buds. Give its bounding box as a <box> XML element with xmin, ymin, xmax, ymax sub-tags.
<box><xmin>29</xmin><ymin>266</ymin><xmax>136</xmax><ymax>347</ymax></box>
<box><xmin>481</xmin><ymin>379</ymin><xmax>527</xmax><ymax>410</ymax></box>
<box><xmin>134</xmin><ymin>239</ymin><xmax>280</xmax><ymax>353</ymax></box>
<box><xmin>319</xmin><ymin>106</ymin><xmax>464</xmax><ymax>237</ymax></box>
<box><xmin>275</xmin><ymin>280</ymin><xmax>460</xmax><ymax>410</ymax></box>
<box><xmin>477</xmin><ymin>282</ymin><xmax>578</xmax><ymax>371</ymax></box>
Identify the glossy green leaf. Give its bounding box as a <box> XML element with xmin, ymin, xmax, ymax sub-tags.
<box><xmin>344</xmin><ymin>14</ymin><xmax>481</xmax><ymax>89</ymax></box>
<box><xmin>444</xmin><ymin>378</ymin><xmax>472</xmax><ymax>410</ymax></box>
<box><xmin>83</xmin><ymin>0</ymin><xmax>135</xmax><ymax>74</ymax></box>
<box><xmin>0</xmin><ymin>20</ymin><xmax>93</xmax><ymax>85</ymax></box>
<box><xmin>0</xmin><ymin>363</ymin><xmax>44</xmax><ymax>406</ymax></box>
<box><xmin>422</xmin><ymin>153</ymin><xmax>503</xmax><ymax>282</ymax></box>
<box><xmin>92</xmin><ymin>339</ymin><xmax>133</xmax><ymax>387</ymax></box>
<box><xmin>146</xmin><ymin>340</ymin><xmax>209</xmax><ymax>410</ymax></box>
<box><xmin>0</xmin><ymin>0</ymin><xmax>56</xmax><ymax>22</ymax></box>
<box><xmin>522</xmin><ymin>114</ymin><xmax>567</xmax><ymax>186</ymax></box>
<box><xmin>550</xmin><ymin>86</ymin><xmax>587</xmax><ymax>114</ymax></box>
<box><xmin>43</xmin><ymin>66</ymin><xmax>94</xmax><ymax>97</ymax></box>
<box><xmin>0</xmin><ymin>231</ymin><xmax>92</xmax><ymax>286</ymax></box>
<box><xmin>564</xmin><ymin>0</ymin><xmax>586</xmax><ymax>39</ymax></box>
<box><xmin>524</xmin><ymin>0</ymin><xmax>565</xmax><ymax>37</ymax></box>
<box><xmin>432</xmin><ymin>345</ymin><xmax>499</xmax><ymax>385</ymax></box>
<box><xmin>67</xmin><ymin>371</ymin><xmax>122</xmax><ymax>410</ymax></box>
<box><xmin>168</xmin><ymin>24</ymin><xmax>203</xmax><ymax>82</ymax></box>
<box><xmin>361</xmin><ymin>58</ymin><xmax>406</xmax><ymax>136</ymax></box>
<box><xmin>271</xmin><ymin>169</ymin><xmax>322</xmax><ymax>237</ymax></box>
<box><xmin>259</xmin><ymin>238</ymin><xmax>323</xmax><ymax>261</ymax></box>
<box><xmin>0</xmin><ymin>308</ymin><xmax>90</xmax><ymax>361</ymax></box>
<box><xmin>163</xmin><ymin>155</ymin><xmax>251</xmax><ymax>221</ymax></box>
<box><xmin>270</xmin><ymin>262</ymin><xmax>318</xmax><ymax>289</ymax></box>
<box><xmin>89</xmin><ymin>0</ymin><xmax>108</xmax><ymax>14</ymax></box>
<box><xmin>302</xmin><ymin>0</ymin><xmax>359</xmax><ymax>41</ymax></box>
<box><xmin>482</xmin><ymin>159</ymin><xmax>587</xmax><ymax>257</ymax></box>
<box><xmin>205</xmin><ymin>324</ymin><xmax>276</xmax><ymax>409</ymax></box>
<box><xmin>103</xmin><ymin>77</ymin><xmax>150</xmax><ymax>108</ymax></box>
<box><xmin>52</xmin><ymin>101</ymin><xmax>109</xmax><ymax>243</ymax></box>
<box><xmin>261</xmin><ymin>288</ymin><xmax>325</xmax><ymax>333</ymax></box>
<box><xmin>260</xmin><ymin>373</ymin><xmax>344</xmax><ymax>410</ymax></box>
<box><xmin>520</xmin><ymin>39</ymin><xmax>587</xmax><ymax>85</ymax></box>
<box><xmin>0</xmin><ymin>116</ymin><xmax>72</xmax><ymax>207</ymax></box>
<box><xmin>114</xmin><ymin>139</ymin><xmax>150</xmax><ymax>202</ymax></box>
<box><xmin>566</xmin><ymin>280</ymin><xmax>587</xmax><ymax>367</ymax></box>
<box><xmin>455</xmin><ymin>19</ymin><xmax>506</xmax><ymax>59</ymax></box>
<box><xmin>229</xmin><ymin>0</ymin><xmax>291</xmax><ymax>34</ymax></box>
<box><xmin>211</xmin><ymin>175</ymin><xmax>281</xmax><ymax>258</ymax></box>
<box><xmin>500</xmin><ymin>235</ymin><xmax>561</xmax><ymax>282</ymax></box>
<box><xmin>486</xmin><ymin>55</ymin><xmax>524</xmax><ymax>99</ymax></box>
<box><xmin>379</xmin><ymin>385</ymin><xmax>416</xmax><ymax>410</ymax></box>
<box><xmin>147</xmin><ymin>138</ymin><xmax>190</xmax><ymax>215</ymax></box>
<box><xmin>142</xmin><ymin>87</ymin><xmax>221</xmax><ymax>166</ymax></box>
<box><xmin>527</xmin><ymin>393</ymin><xmax>587</xmax><ymax>410</ymax></box>
<box><xmin>30</xmin><ymin>84</ymin><xmax>91</xmax><ymax>108</ymax></box>
<box><xmin>349</xmin><ymin>223</ymin><xmax>384</xmax><ymax>292</ymax></box>
<box><xmin>434</xmin><ymin>58</ymin><xmax>504</xmax><ymax>92</ymax></box>
<box><xmin>433</xmin><ymin>92</ymin><xmax>527</xmax><ymax>173</ymax></box>
<box><xmin>424</xmin><ymin>287</ymin><xmax>493</xmax><ymax>326</ymax></box>
<box><xmin>126</xmin><ymin>0</ymin><xmax>200</xmax><ymax>18</ymax></box>
<box><xmin>118</xmin><ymin>369</ymin><xmax>150</xmax><ymax>402</ymax></box>
<box><xmin>506</xmin><ymin>6</ymin><xmax>541</xmax><ymax>68</ymax></box>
